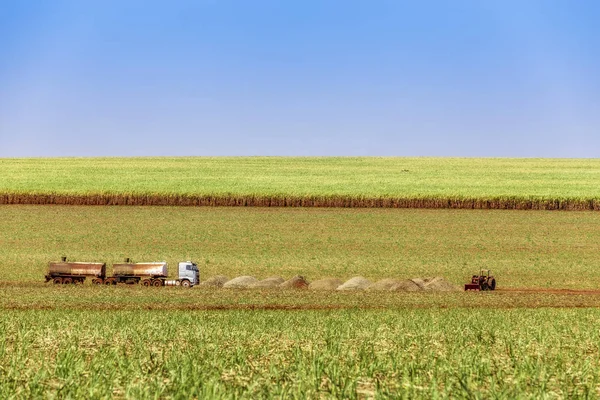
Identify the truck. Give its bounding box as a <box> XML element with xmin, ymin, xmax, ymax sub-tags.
<box><xmin>46</xmin><ymin>257</ymin><xmax>199</xmax><ymax>287</ymax></box>
<box><xmin>101</xmin><ymin>259</ymin><xmax>199</xmax><ymax>287</ymax></box>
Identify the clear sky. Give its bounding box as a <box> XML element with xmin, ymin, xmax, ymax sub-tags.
<box><xmin>0</xmin><ymin>0</ymin><xmax>598</xmax><ymax>157</ymax></box>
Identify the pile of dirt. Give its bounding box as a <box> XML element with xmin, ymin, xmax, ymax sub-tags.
<box><xmin>389</xmin><ymin>279</ymin><xmax>423</xmax><ymax>292</ymax></box>
<box><xmin>309</xmin><ymin>278</ymin><xmax>344</xmax><ymax>290</ymax></box>
<box><xmin>212</xmin><ymin>273</ymin><xmax>459</xmax><ymax>292</ymax></box>
<box><xmin>249</xmin><ymin>276</ymin><xmax>285</xmax><ymax>289</ymax></box>
<box><xmin>422</xmin><ymin>277</ymin><xmax>461</xmax><ymax>292</ymax></box>
<box><xmin>337</xmin><ymin>276</ymin><xmax>371</xmax><ymax>291</ymax></box>
<box><xmin>367</xmin><ymin>278</ymin><xmax>403</xmax><ymax>291</ymax></box>
<box><xmin>387</xmin><ymin>277</ymin><xmax>461</xmax><ymax>292</ymax></box>
<box><xmin>280</xmin><ymin>275</ymin><xmax>309</xmax><ymax>289</ymax></box>
<box><xmin>409</xmin><ymin>278</ymin><xmax>427</xmax><ymax>290</ymax></box>
<box><xmin>223</xmin><ymin>276</ymin><xmax>259</xmax><ymax>289</ymax></box>
<box><xmin>199</xmin><ymin>275</ymin><xmax>229</xmax><ymax>288</ymax></box>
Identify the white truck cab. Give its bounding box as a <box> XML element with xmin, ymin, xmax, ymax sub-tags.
<box><xmin>177</xmin><ymin>261</ymin><xmax>199</xmax><ymax>287</ymax></box>
<box><xmin>164</xmin><ymin>261</ymin><xmax>199</xmax><ymax>287</ymax></box>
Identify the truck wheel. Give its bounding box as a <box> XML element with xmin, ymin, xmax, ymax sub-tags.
<box><xmin>152</xmin><ymin>280</ymin><xmax>162</xmax><ymax>287</ymax></box>
<box><xmin>142</xmin><ymin>279</ymin><xmax>151</xmax><ymax>287</ymax></box>
<box><xmin>53</xmin><ymin>277</ymin><xmax>63</xmax><ymax>285</ymax></box>
<box><xmin>92</xmin><ymin>279</ymin><xmax>103</xmax><ymax>285</ymax></box>
<box><xmin>104</xmin><ymin>279</ymin><xmax>115</xmax><ymax>285</ymax></box>
<box><xmin>63</xmin><ymin>278</ymin><xmax>73</xmax><ymax>284</ymax></box>
<box><xmin>181</xmin><ymin>279</ymin><xmax>191</xmax><ymax>288</ymax></box>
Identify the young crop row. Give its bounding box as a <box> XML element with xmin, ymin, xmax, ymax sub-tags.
<box><xmin>1</xmin><ymin>308</ymin><xmax>599</xmax><ymax>399</ymax></box>
<box><xmin>2</xmin><ymin>192</ymin><xmax>600</xmax><ymax>210</ymax></box>
<box><xmin>1</xmin><ymin>157</ymin><xmax>600</xmax><ymax>209</ymax></box>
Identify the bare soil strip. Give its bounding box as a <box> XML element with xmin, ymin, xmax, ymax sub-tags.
<box><xmin>499</xmin><ymin>288</ymin><xmax>600</xmax><ymax>295</ymax></box>
<box><xmin>1</xmin><ymin>193</ymin><xmax>600</xmax><ymax>210</ymax></box>
<box><xmin>4</xmin><ymin>302</ymin><xmax>600</xmax><ymax>311</ymax></box>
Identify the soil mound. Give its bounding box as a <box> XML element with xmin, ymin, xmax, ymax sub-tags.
<box><xmin>367</xmin><ymin>278</ymin><xmax>403</xmax><ymax>291</ymax></box>
<box><xmin>409</xmin><ymin>278</ymin><xmax>428</xmax><ymax>290</ymax></box>
<box><xmin>249</xmin><ymin>276</ymin><xmax>285</xmax><ymax>289</ymax></box>
<box><xmin>389</xmin><ymin>279</ymin><xmax>423</xmax><ymax>292</ymax></box>
<box><xmin>279</xmin><ymin>275</ymin><xmax>309</xmax><ymax>289</ymax></box>
<box><xmin>337</xmin><ymin>276</ymin><xmax>371</xmax><ymax>291</ymax></box>
<box><xmin>223</xmin><ymin>276</ymin><xmax>259</xmax><ymax>289</ymax></box>
<box><xmin>309</xmin><ymin>278</ymin><xmax>344</xmax><ymax>290</ymax></box>
<box><xmin>199</xmin><ymin>275</ymin><xmax>229</xmax><ymax>288</ymax></box>
<box><xmin>423</xmin><ymin>277</ymin><xmax>461</xmax><ymax>292</ymax></box>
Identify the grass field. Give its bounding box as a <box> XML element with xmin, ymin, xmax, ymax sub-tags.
<box><xmin>2</xmin><ymin>205</ymin><xmax>600</xmax><ymax>287</ymax></box>
<box><xmin>2</xmin><ymin>157</ymin><xmax>600</xmax><ymax>209</ymax></box>
<box><xmin>3</xmin><ymin>203</ymin><xmax>600</xmax><ymax>398</ymax></box>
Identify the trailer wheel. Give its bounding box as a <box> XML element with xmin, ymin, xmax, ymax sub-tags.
<box><xmin>142</xmin><ymin>279</ymin><xmax>152</xmax><ymax>287</ymax></box>
<box><xmin>180</xmin><ymin>279</ymin><xmax>191</xmax><ymax>288</ymax></box>
<box><xmin>53</xmin><ymin>277</ymin><xmax>63</xmax><ymax>285</ymax></box>
<box><xmin>104</xmin><ymin>278</ymin><xmax>115</xmax><ymax>285</ymax></box>
<box><xmin>62</xmin><ymin>278</ymin><xmax>73</xmax><ymax>284</ymax></box>
<box><xmin>92</xmin><ymin>279</ymin><xmax>103</xmax><ymax>285</ymax></box>
<box><xmin>152</xmin><ymin>280</ymin><xmax>163</xmax><ymax>287</ymax></box>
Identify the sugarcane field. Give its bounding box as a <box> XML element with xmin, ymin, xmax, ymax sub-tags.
<box><xmin>0</xmin><ymin>158</ymin><xmax>599</xmax><ymax>399</ymax></box>
<box><xmin>3</xmin><ymin>3</ymin><xmax>600</xmax><ymax>397</ymax></box>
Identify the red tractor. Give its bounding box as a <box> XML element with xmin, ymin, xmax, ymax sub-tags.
<box><xmin>464</xmin><ymin>269</ymin><xmax>496</xmax><ymax>291</ymax></box>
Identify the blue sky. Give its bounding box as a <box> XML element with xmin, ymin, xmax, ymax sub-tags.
<box><xmin>0</xmin><ymin>0</ymin><xmax>599</xmax><ymax>157</ymax></box>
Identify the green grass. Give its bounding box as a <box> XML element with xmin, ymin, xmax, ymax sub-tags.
<box><xmin>2</xmin><ymin>157</ymin><xmax>600</xmax><ymax>208</ymax></box>
<box><xmin>3</xmin><ymin>205</ymin><xmax>600</xmax><ymax>398</ymax></box>
<box><xmin>2</xmin><ymin>205</ymin><xmax>600</xmax><ymax>288</ymax></box>
<box><xmin>2</xmin><ymin>308</ymin><xmax>600</xmax><ymax>399</ymax></box>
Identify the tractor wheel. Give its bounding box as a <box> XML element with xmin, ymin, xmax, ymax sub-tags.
<box><xmin>152</xmin><ymin>279</ymin><xmax>163</xmax><ymax>287</ymax></box>
<box><xmin>142</xmin><ymin>279</ymin><xmax>152</xmax><ymax>287</ymax></box>
<box><xmin>62</xmin><ymin>278</ymin><xmax>73</xmax><ymax>284</ymax></box>
<box><xmin>53</xmin><ymin>277</ymin><xmax>63</xmax><ymax>285</ymax></box>
<box><xmin>180</xmin><ymin>279</ymin><xmax>191</xmax><ymax>288</ymax></box>
<box><xmin>488</xmin><ymin>278</ymin><xmax>496</xmax><ymax>291</ymax></box>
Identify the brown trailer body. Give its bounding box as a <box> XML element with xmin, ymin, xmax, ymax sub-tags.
<box><xmin>46</xmin><ymin>261</ymin><xmax>106</xmax><ymax>284</ymax></box>
<box><xmin>112</xmin><ymin>262</ymin><xmax>168</xmax><ymax>278</ymax></box>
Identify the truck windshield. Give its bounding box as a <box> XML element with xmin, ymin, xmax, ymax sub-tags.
<box><xmin>184</xmin><ymin>264</ymin><xmax>199</xmax><ymax>271</ymax></box>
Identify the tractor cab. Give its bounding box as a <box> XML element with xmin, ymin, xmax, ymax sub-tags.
<box><xmin>473</xmin><ymin>269</ymin><xmax>491</xmax><ymax>282</ymax></box>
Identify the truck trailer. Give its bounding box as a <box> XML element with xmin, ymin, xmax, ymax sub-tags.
<box><xmin>46</xmin><ymin>257</ymin><xmax>199</xmax><ymax>287</ymax></box>
<box><xmin>45</xmin><ymin>257</ymin><xmax>106</xmax><ymax>284</ymax></box>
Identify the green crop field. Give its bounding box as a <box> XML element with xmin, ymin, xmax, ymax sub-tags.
<box><xmin>2</xmin><ymin>157</ymin><xmax>600</xmax><ymax>209</ymax></box>
<box><xmin>2</xmin><ymin>305</ymin><xmax>600</xmax><ymax>398</ymax></box>
<box><xmin>2</xmin><ymin>167</ymin><xmax>600</xmax><ymax>398</ymax></box>
<box><xmin>2</xmin><ymin>205</ymin><xmax>600</xmax><ymax>288</ymax></box>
